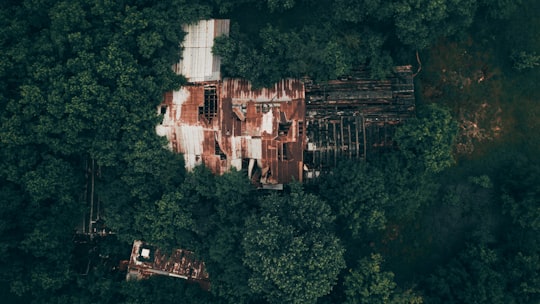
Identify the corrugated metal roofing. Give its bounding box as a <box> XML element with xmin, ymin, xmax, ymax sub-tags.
<box><xmin>221</xmin><ymin>78</ymin><xmax>305</xmax><ymax>103</ymax></box>
<box><xmin>175</xmin><ymin>19</ymin><xmax>230</xmax><ymax>82</ymax></box>
<box><xmin>158</xmin><ymin>79</ymin><xmax>306</xmax><ymax>186</ymax></box>
<box><xmin>127</xmin><ymin>240</ymin><xmax>210</xmax><ymax>290</ymax></box>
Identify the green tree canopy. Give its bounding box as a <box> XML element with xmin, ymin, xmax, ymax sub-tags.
<box><xmin>344</xmin><ymin>253</ymin><xmax>423</xmax><ymax>304</ymax></box>
<box><xmin>424</xmin><ymin>244</ymin><xmax>507</xmax><ymax>304</ymax></box>
<box><xmin>211</xmin><ymin>0</ymin><xmax>481</xmax><ymax>86</ymax></box>
<box><xmin>320</xmin><ymin>160</ymin><xmax>389</xmax><ymax>238</ymax></box>
<box><xmin>0</xmin><ymin>0</ymin><xmax>207</xmax><ymax>300</ymax></box>
<box><xmin>243</xmin><ymin>184</ymin><xmax>345</xmax><ymax>303</ymax></box>
<box><xmin>392</xmin><ymin>0</ymin><xmax>478</xmax><ymax>49</ymax></box>
<box><xmin>394</xmin><ymin>104</ymin><xmax>458</xmax><ymax>174</ymax></box>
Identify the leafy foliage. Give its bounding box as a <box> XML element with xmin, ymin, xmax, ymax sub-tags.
<box><xmin>394</xmin><ymin>103</ymin><xmax>458</xmax><ymax>173</ymax></box>
<box><xmin>344</xmin><ymin>253</ymin><xmax>423</xmax><ymax>304</ymax></box>
<box><xmin>198</xmin><ymin>169</ymin><xmax>255</xmax><ymax>303</ymax></box>
<box><xmin>243</xmin><ymin>184</ymin><xmax>345</xmax><ymax>303</ymax></box>
<box><xmin>512</xmin><ymin>51</ymin><xmax>540</xmax><ymax>71</ymax></box>
<box><xmin>121</xmin><ymin>276</ymin><xmax>218</xmax><ymax>304</ymax></box>
<box><xmin>425</xmin><ymin>244</ymin><xmax>507</xmax><ymax>304</ymax></box>
<box><xmin>392</xmin><ymin>0</ymin><xmax>478</xmax><ymax>49</ymax></box>
<box><xmin>212</xmin><ymin>0</ymin><xmax>483</xmax><ymax>86</ymax></box>
<box><xmin>0</xmin><ymin>0</ymin><xmax>206</xmax><ymax>301</ymax></box>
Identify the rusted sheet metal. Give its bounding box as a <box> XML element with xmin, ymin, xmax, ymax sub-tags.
<box><xmin>160</xmin><ymin>63</ymin><xmax>414</xmax><ymax>185</ymax></box>
<box><xmin>127</xmin><ymin>240</ymin><xmax>209</xmax><ymax>290</ymax></box>
<box><xmin>159</xmin><ymin>78</ymin><xmax>306</xmax><ymax>187</ymax></box>
<box><xmin>161</xmin><ymin>19</ymin><xmax>417</xmax><ymax>186</ymax></box>
<box><xmin>218</xmin><ymin>79</ymin><xmax>305</xmax><ymax>185</ymax></box>
<box><xmin>158</xmin><ymin>84</ymin><xmax>222</xmax><ymax>171</ymax></box>
<box><xmin>221</xmin><ymin>78</ymin><xmax>305</xmax><ymax>103</ymax></box>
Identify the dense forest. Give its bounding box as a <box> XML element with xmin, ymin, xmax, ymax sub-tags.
<box><xmin>1</xmin><ymin>0</ymin><xmax>539</xmax><ymax>303</ymax></box>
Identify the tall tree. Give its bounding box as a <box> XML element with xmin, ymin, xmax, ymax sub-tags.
<box><xmin>203</xmin><ymin>169</ymin><xmax>256</xmax><ymax>303</ymax></box>
<box><xmin>392</xmin><ymin>0</ymin><xmax>478</xmax><ymax>49</ymax></box>
<box><xmin>344</xmin><ymin>253</ymin><xmax>423</xmax><ymax>304</ymax></box>
<box><xmin>0</xmin><ymin>0</ymin><xmax>209</xmax><ymax>301</ymax></box>
<box><xmin>243</xmin><ymin>184</ymin><xmax>345</xmax><ymax>303</ymax></box>
<box><xmin>320</xmin><ymin>160</ymin><xmax>389</xmax><ymax>239</ymax></box>
<box><xmin>394</xmin><ymin>103</ymin><xmax>458</xmax><ymax>174</ymax></box>
<box><xmin>424</xmin><ymin>244</ymin><xmax>507</xmax><ymax>304</ymax></box>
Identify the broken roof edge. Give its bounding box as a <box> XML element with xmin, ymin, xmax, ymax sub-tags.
<box><xmin>127</xmin><ymin>240</ymin><xmax>210</xmax><ymax>289</ymax></box>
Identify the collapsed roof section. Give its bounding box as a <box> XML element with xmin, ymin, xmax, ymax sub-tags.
<box><xmin>303</xmin><ymin>66</ymin><xmax>415</xmax><ymax>178</ymax></box>
<box><xmin>127</xmin><ymin>240</ymin><xmax>210</xmax><ymax>290</ymax></box>
<box><xmin>174</xmin><ymin>19</ymin><xmax>230</xmax><ymax>83</ymax></box>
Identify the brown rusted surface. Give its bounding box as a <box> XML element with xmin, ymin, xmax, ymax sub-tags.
<box><xmin>158</xmin><ymin>83</ymin><xmax>224</xmax><ymax>170</ymax></box>
<box><xmin>159</xmin><ymin>78</ymin><xmax>305</xmax><ymax>187</ymax></box>
<box><xmin>159</xmin><ymin>64</ymin><xmax>414</xmax><ymax>186</ymax></box>
<box><xmin>127</xmin><ymin>240</ymin><xmax>210</xmax><ymax>290</ymax></box>
<box><xmin>216</xmin><ymin>79</ymin><xmax>306</xmax><ymax>185</ymax></box>
<box><xmin>221</xmin><ymin>78</ymin><xmax>305</xmax><ymax>103</ymax></box>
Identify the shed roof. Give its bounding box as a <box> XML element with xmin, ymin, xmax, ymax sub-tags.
<box><xmin>303</xmin><ymin>66</ymin><xmax>416</xmax><ymax>175</ymax></box>
<box><xmin>127</xmin><ymin>240</ymin><xmax>210</xmax><ymax>289</ymax></box>
<box><xmin>221</xmin><ymin>78</ymin><xmax>305</xmax><ymax>103</ymax></box>
<box><xmin>175</xmin><ymin>19</ymin><xmax>230</xmax><ymax>82</ymax></box>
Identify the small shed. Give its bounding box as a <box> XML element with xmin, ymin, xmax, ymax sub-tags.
<box><xmin>126</xmin><ymin>240</ymin><xmax>210</xmax><ymax>290</ymax></box>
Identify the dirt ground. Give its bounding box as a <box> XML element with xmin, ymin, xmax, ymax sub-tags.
<box><xmin>418</xmin><ymin>38</ymin><xmax>519</xmax><ymax>157</ymax></box>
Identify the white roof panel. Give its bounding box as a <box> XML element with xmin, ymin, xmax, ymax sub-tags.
<box><xmin>177</xmin><ymin>19</ymin><xmax>230</xmax><ymax>82</ymax></box>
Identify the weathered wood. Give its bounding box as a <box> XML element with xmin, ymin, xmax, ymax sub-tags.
<box><xmin>303</xmin><ymin>65</ymin><xmax>414</xmax><ymax>169</ymax></box>
<box><xmin>355</xmin><ymin>116</ymin><xmax>360</xmax><ymax>158</ymax></box>
<box><xmin>348</xmin><ymin>123</ymin><xmax>352</xmax><ymax>158</ymax></box>
<box><xmin>362</xmin><ymin>114</ymin><xmax>367</xmax><ymax>161</ymax></box>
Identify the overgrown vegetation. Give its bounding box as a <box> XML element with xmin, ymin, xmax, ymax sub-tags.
<box><xmin>1</xmin><ymin>0</ymin><xmax>539</xmax><ymax>303</ymax></box>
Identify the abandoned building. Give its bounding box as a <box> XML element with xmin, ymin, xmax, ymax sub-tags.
<box><xmin>156</xmin><ymin>19</ymin><xmax>416</xmax><ymax>188</ymax></box>
<box><xmin>126</xmin><ymin>240</ymin><xmax>210</xmax><ymax>290</ymax></box>
<box><xmin>303</xmin><ymin>66</ymin><xmax>415</xmax><ymax>177</ymax></box>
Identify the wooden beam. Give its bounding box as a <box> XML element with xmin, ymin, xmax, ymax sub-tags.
<box><xmin>348</xmin><ymin>123</ymin><xmax>352</xmax><ymax>159</ymax></box>
<box><xmin>355</xmin><ymin>116</ymin><xmax>360</xmax><ymax>159</ymax></box>
<box><xmin>333</xmin><ymin>122</ymin><xmax>337</xmax><ymax>167</ymax></box>
<box><xmin>362</xmin><ymin>114</ymin><xmax>367</xmax><ymax>161</ymax></box>
<box><xmin>340</xmin><ymin>116</ymin><xmax>345</xmax><ymax>152</ymax></box>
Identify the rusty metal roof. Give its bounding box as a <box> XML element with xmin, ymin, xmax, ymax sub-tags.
<box><xmin>127</xmin><ymin>240</ymin><xmax>210</xmax><ymax>289</ymax></box>
<box><xmin>158</xmin><ymin>79</ymin><xmax>306</xmax><ymax>187</ymax></box>
<box><xmin>157</xmin><ymin>67</ymin><xmax>416</xmax><ymax>186</ymax></box>
<box><xmin>160</xmin><ymin>18</ymin><xmax>415</xmax><ymax>186</ymax></box>
<box><xmin>221</xmin><ymin>78</ymin><xmax>305</xmax><ymax>103</ymax></box>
